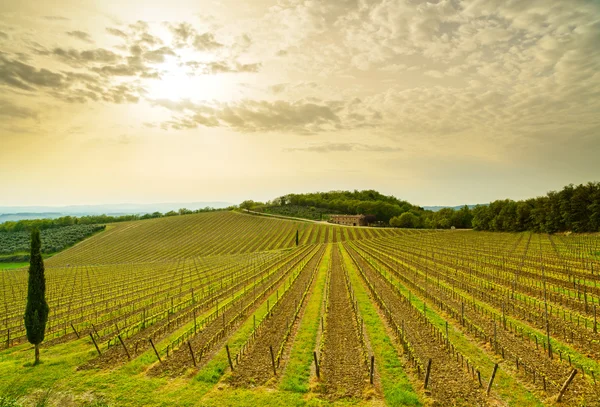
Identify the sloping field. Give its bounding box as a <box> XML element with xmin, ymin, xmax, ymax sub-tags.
<box><xmin>46</xmin><ymin>211</ymin><xmax>407</xmax><ymax>266</ymax></box>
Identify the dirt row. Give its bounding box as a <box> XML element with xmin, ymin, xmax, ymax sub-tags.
<box><xmin>345</xmin><ymin>244</ymin><xmax>491</xmax><ymax>407</ymax></box>
<box><xmin>228</xmin><ymin>245</ymin><xmax>326</xmax><ymax>386</ymax></box>
<box><xmin>319</xmin><ymin>244</ymin><xmax>369</xmax><ymax>400</ymax></box>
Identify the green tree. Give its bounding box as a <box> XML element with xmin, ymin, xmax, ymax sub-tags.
<box><xmin>24</xmin><ymin>229</ymin><xmax>49</xmax><ymax>365</ymax></box>
<box><xmin>390</xmin><ymin>212</ymin><xmax>419</xmax><ymax>228</ymax></box>
<box><xmin>239</xmin><ymin>200</ymin><xmax>256</xmax><ymax>211</ymax></box>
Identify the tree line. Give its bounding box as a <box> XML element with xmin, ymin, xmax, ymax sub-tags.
<box><xmin>0</xmin><ymin>206</ymin><xmax>229</xmax><ymax>233</ymax></box>
<box><xmin>471</xmin><ymin>182</ymin><xmax>600</xmax><ymax>233</ymax></box>
<box><xmin>243</xmin><ymin>183</ymin><xmax>600</xmax><ymax>232</ymax></box>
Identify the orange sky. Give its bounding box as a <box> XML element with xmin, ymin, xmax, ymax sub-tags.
<box><xmin>1</xmin><ymin>0</ymin><xmax>599</xmax><ymax>206</ymax></box>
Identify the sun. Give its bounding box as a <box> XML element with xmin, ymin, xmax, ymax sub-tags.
<box><xmin>145</xmin><ymin>55</ymin><xmax>237</xmax><ymax>102</ymax></box>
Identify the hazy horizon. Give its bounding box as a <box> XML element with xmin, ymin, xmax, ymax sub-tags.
<box><xmin>2</xmin><ymin>0</ymin><xmax>599</xmax><ymax>207</ymax></box>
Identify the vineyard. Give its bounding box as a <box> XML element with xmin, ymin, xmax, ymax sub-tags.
<box><xmin>0</xmin><ymin>224</ymin><xmax>105</xmax><ymax>257</ymax></box>
<box><xmin>1</xmin><ymin>211</ymin><xmax>599</xmax><ymax>406</ymax></box>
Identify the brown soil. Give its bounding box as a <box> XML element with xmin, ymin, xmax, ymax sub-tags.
<box><xmin>319</xmin><ymin>244</ymin><xmax>369</xmax><ymax>400</ymax></box>
<box><xmin>228</xmin><ymin>246</ymin><xmax>325</xmax><ymax>386</ymax></box>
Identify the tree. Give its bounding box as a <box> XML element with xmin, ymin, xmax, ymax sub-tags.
<box><xmin>390</xmin><ymin>212</ymin><xmax>419</xmax><ymax>228</ymax></box>
<box><xmin>239</xmin><ymin>200</ymin><xmax>256</xmax><ymax>211</ymax></box>
<box><xmin>24</xmin><ymin>229</ymin><xmax>49</xmax><ymax>365</ymax></box>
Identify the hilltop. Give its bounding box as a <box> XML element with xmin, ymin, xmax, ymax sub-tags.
<box><xmin>243</xmin><ymin>190</ymin><xmax>473</xmax><ymax>229</ymax></box>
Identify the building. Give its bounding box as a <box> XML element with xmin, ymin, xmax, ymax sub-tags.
<box><xmin>329</xmin><ymin>214</ymin><xmax>367</xmax><ymax>226</ymax></box>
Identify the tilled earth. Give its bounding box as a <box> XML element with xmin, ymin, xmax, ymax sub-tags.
<box><xmin>346</xmin><ymin>244</ymin><xmax>492</xmax><ymax>407</ymax></box>
<box><xmin>319</xmin><ymin>245</ymin><xmax>369</xmax><ymax>400</ymax></box>
<box><xmin>147</xmin><ymin>247</ymin><xmax>319</xmax><ymax>377</ymax></box>
<box><xmin>228</xmin><ymin>245</ymin><xmax>325</xmax><ymax>386</ymax></box>
<box><xmin>359</xmin><ymin>242</ymin><xmax>600</xmax><ymax>406</ymax></box>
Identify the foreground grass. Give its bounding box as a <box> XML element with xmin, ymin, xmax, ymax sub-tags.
<box><xmin>339</xmin><ymin>245</ymin><xmax>422</xmax><ymax>407</ymax></box>
<box><xmin>0</xmin><ymin>262</ymin><xmax>29</xmax><ymax>270</ymax></box>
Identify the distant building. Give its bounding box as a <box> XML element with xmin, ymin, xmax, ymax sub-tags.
<box><xmin>330</xmin><ymin>214</ymin><xmax>367</xmax><ymax>226</ymax></box>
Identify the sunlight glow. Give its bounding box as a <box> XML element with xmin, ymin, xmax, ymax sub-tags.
<box><xmin>145</xmin><ymin>55</ymin><xmax>236</xmax><ymax>101</ymax></box>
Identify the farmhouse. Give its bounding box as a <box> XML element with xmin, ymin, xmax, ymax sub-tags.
<box><xmin>330</xmin><ymin>214</ymin><xmax>367</xmax><ymax>226</ymax></box>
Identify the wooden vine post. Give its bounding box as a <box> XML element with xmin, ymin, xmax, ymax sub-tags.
<box><xmin>486</xmin><ymin>363</ymin><xmax>498</xmax><ymax>396</ymax></box>
<box><xmin>269</xmin><ymin>345</ymin><xmax>277</xmax><ymax>376</ymax></box>
<box><xmin>313</xmin><ymin>351</ymin><xmax>320</xmax><ymax>379</ymax></box>
<box><xmin>117</xmin><ymin>334</ymin><xmax>131</xmax><ymax>360</ymax></box>
<box><xmin>149</xmin><ymin>338</ymin><xmax>161</xmax><ymax>363</ymax></box>
<box><xmin>70</xmin><ymin>323</ymin><xmax>80</xmax><ymax>339</ymax></box>
<box><xmin>89</xmin><ymin>333</ymin><xmax>101</xmax><ymax>356</ymax></box>
<box><xmin>370</xmin><ymin>355</ymin><xmax>375</xmax><ymax>385</ymax></box>
<box><xmin>424</xmin><ymin>359</ymin><xmax>432</xmax><ymax>389</ymax></box>
<box><xmin>226</xmin><ymin>344</ymin><xmax>234</xmax><ymax>371</ymax></box>
<box><xmin>187</xmin><ymin>340</ymin><xmax>196</xmax><ymax>367</ymax></box>
<box><xmin>557</xmin><ymin>369</ymin><xmax>577</xmax><ymax>402</ymax></box>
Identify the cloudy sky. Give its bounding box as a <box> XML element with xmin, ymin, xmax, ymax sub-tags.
<box><xmin>1</xmin><ymin>0</ymin><xmax>599</xmax><ymax>207</ymax></box>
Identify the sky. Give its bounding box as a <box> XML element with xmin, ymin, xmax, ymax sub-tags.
<box><xmin>1</xmin><ymin>0</ymin><xmax>599</xmax><ymax>207</ymax></box>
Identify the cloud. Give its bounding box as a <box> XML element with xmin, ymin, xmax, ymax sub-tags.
<box><xmin>268</xmin><ymin>82</ymin><xmax>319</xmax><ymax>95</ymax></box>
<box><xmin>153</xmin><ymin>97</ymin><xmax>381</xmax><ymax>134</ymax></box>
<box><xmin>42</xmin><ymin>16</ymin><xmax>69</xmax><ymax>21</ymax></box>
<box><xmin>66</xmin><ymin>30</ymin><xmax>94</xmax><ymax>44</ymax></box>
<box><xmin>185</xmin><ymin>60</ymin><xmax>260</xmax><ymax>74</ymax></box>
<box><xmin>0</xmin><ymin>31</ymin><xmax>8</xmax><ymax>40</ymax></box>
<box><xmin>285</xmin><ymin>142</ymin><xmax>402</xmax><ymax>153</ymax></box>
<box><xmin>138</xmin><ymin>32</ymin><xmax>162</xmax><ymax>46</ymax></box>
<box><xmin>0</xmin><ymin>99</ymin><xmax>38</xmax><ymax>119</ymax></box>
<box><xmin>92</xmin><ymin>63</ymin><xmax>142</xmax><ymax>76</ymax></box>
<box><xmin>169</xmin><ymin>22</ymin><xmax>195</xmax><ymax>43</ymax></box>
<box><xmin>90</xmin><ymin>46</ymin><xmax>159</xmax><ymax>77</ymax></box>
<box><xmin>168</xmin><ymin>23</ymin><xmax>222</xmax><ymax>50</ymax></box>
<box><xmin>424</xmin><ymin>69</ymin><xmax>444</xmax><ymax>78</ymax></box>
<box><xmin>0</xmin><ymin>53</ymin><xmax>145</xmax><ymax>105</ymax></box>
<box><xmin>48</xmin><ymin>80</ymin><xmax>144</xmax><ymax>104</ymax></box>
<box><xmin>106</xmin><ymin>27</ymin><xmax>128</xmax><ymax>38</ymax></box>
<box><xmin>192</xmin><ymin>32</ymin><xmax>222</xmax><ymax>50</ymax></box>
<box><xmin>143</xmin><ymin>46</ymin><xmax>176</xmax><ymax>63</ymax></box>
<box><xmin>0</xmin><ymin>54</ymin><xmax>65</xmax><ymax>91</ymax></box>
<box><xmin>51</xmin><ymin>48</ymin><xmax>121</xmax><ymax>66</ymax></box>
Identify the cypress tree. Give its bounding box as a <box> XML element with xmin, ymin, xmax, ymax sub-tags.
<box><xmin>295</xmin><ymin>230</ymin><xmax>299</xmax><ymax>246</ymax></box>
<box><xmin>24</xmin><ymin>228</ymin><xmax>49</xmax><ymax>364</ymax></box>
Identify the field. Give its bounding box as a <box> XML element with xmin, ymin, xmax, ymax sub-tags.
<box><xmin>0</xmin><ymin>224</ymin><xmax>106</xmax><ymax>260</ymax></box>
<box><xmin>1</xmin><ymin>211</ymin><xmax>600</xmax><ymax>406</ymax></box>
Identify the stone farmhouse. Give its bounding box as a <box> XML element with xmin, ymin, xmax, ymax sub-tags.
<box><xmin>329</xmin><ymin>214</ymin><xmax>368</xmax><ymax>226</ymax></box>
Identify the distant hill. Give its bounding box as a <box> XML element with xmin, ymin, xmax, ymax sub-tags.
<box><xmin>422</xmin><ymin>204</ymin><xmax>482</xmax><ymax>212</ymax></box>
<box><xmin>243</xmin><ymin>190</ymin><xmax>476</xmax><ymax>229</ymax></box>
<box><xmin>0</xmin><ymin>212</ymin><xmax>64</xmax><ymax>223</ymax></box>
<box><xmin>0</xmin><ymin>202</ymin><xmax>233</xmax><ymax>222</ymax></box>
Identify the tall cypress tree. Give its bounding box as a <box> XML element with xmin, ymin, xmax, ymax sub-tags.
<box><xmin>24</xmin><ymin>228</ymin><xmax>49</xmax><ymax>365</ymax></box>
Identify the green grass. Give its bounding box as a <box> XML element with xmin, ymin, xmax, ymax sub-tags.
<box><xmin>0</xmin><ymin>262</ymin><xmax>28</xmax><ymax>269</ymax></box>
<box><xmin>0</xmin><ymin>252</ymin><xmax>56</xmax><ymax>270</ymax></box>
<box><xmin>339</xmin><ymin>245</ymin><xmax>422</xmax><ymax>407</ymax></box>
<box><xmin>279</xmin><ymin>245</ymin><xmax>331</xmax><ymax>393</ymax></box>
